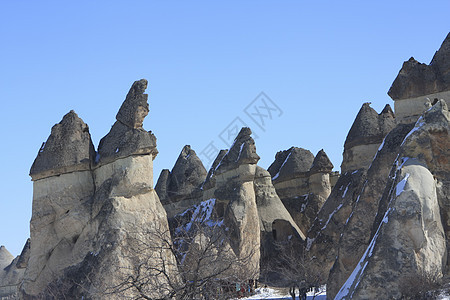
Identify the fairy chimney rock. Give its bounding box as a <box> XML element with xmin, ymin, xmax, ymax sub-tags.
<box><xmin>388</xmin><ymin>33</ymin><xmax>450</xmax><ymax>124</ymax></box>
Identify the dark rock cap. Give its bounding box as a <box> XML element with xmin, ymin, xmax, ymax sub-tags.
<box><xmin>155</xmin><ymin>169</ymin><xmax>170</xmax><ymax>203</ymax></box>
<box><xmin>97</xmin><ymin>79</ymin><xmax>157</xmax><ymax>165</ymax></box>
<box><xmin>344</xmin><ymin>103</ymin><xmax>396</xmax><ymax>149</ymax></box>
<box><xmin>16</xmin><ymin>238</ymin><xmax>31</xmax><ymax>269</ymax></box>
<box><xmin>388</xmin><ymin>33</ymin><xmax>450</xmax><ymax>100</ymax></box>
<box><xmin>30</xmin><ymin>110</ymin><xmax>96</xmax><ymax>181</ymax></box>
<box><xmin>158</xmin><ymin>145</ymin><xmax>207</xmax><ymax>204</ymax></box>
<box><xmin>268</xmin><ymin>147</ymin><xmax>314</xmax><ymax>182</ymax></box>
<box><xmin>310</xmin><ymin>149</ymin><xmax>334</xmax><ymax>174</ymax></box>
<box><xmin>202</xmin><ymin>149</ymin><xmax>228</xmax><ymax>190</ymax></box>
<box><xmin>215</xmin><ymin>127</ymin><xmax>260</xmax><ymax>173</ymax></box>
<box><xmin>116</xmin><ymin>79</ymin><xmax>149</xmax><ymax>129</ymax></box>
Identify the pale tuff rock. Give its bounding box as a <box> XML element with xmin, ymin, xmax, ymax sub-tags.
<box><xmin>29</xmin><ymin>110</ymin><xmax>96</xmax><ymax>181</ymax></box>
<box><xmin>389</xmin><ymin>33</ymin><xmax>450</xmax><ymax>124</ymax></box>
<box><xmin>0</xmin><ymin>242</ymin><xmax>28</xmax><ymax>298</ymax></box>
<box><xmin>254</xmin><ymin>166</ymin><xmax>305</xmax><ymax>263</ymax></box>
<box><xmin>268</xmin><ymin>148</ymin><xmax>334</xmax><ymax>235</ymax></box>
<box><xmin>305</xmin><ymin>169</ymin><xmax>365</xmax><ymax>281</ymax></box>
<box><xmin>336</xmin><ymin>160</ymin><xmax>446</xmax><ymax>300</ymax></box>
<box><xmin>20</xmin><ymin>79</ymin><xmax>178</xmax><ymax>299</ymax></box>
<box><xmin>0</xmin><ymin>246</ymin><xmax>14</xmax><ymax>270</ymax></box>
<box><xmin>341</xmin><ymin>103</ymin><xmax>396</xmax><ymax>173</ymax></box>
<box><xmin>22</xmin><ymin>111</ymin><xmax>97</xmax><ymax>296</ymax></box>
<box><xmin>307</xmin><ymin>103</ymin><xmax>395</xmax><ymax>282</ymax></box>
<box><xmin>155</xmin><ymin>145</ymin><xmax>207</xmax><ymax>217</ymax></box>
<box><xmin>209</xmin><ymin>127</ymin><xmax>261</xmax><ymax>277</ymax></box>
<box><xmin>327</xmin><ymin>122</ymin><xmax>414</xmax><ymax>299</ymax></box>
<box><xmin>336</xmin><ymin>101</ymin><xmax>449</xmax><ymax>299</ymax></box>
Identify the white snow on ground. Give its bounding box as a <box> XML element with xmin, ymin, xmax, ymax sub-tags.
<box><xmin>239</xmin><ymin>286</ymin><xmax>326</xmax><ymax>300</ymax></box>
<box><xmin>272</xmin><ymin>151</ymin><xmax>292</xmax><ymax>181</ymax></box>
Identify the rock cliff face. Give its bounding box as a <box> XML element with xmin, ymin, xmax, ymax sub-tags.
<box><xmin>305</xmin><ymin>103</ymin><xmax>395</xmax><ymax>279</ymax></box>
<box><xmin>341</xmin><ymin>103</ymin><xmax>395</xmax><ymax>173</ymax></box>
<box><xmin>326</xmin><ymin>122</ymin><xmax>414</xmax><ymax>298</ymax></box>
<box><xmin>335</xmin><ymin>101</ymin><xmax>449</xmax><ymax>299</ymax></box>
<box><xmin>20</xmin><ymin>79</ymin><xmax>178</xmax><ymax>299</ymax></box>
<box><xmin>389</xmin><ymin>33</ymin><xmax>450</xmax><ymax>124</ymax></box>
<box><xmin>155</xmin><ymin>145</ymin><xmax>207</xmax><ymax>217</ymax></box>
<box><xmin>267</xmin><ymin>147</ymin><xmax>335</xmax><ymax>235</ymax></box>
<box><xmin>0</xmin><ymin>241</ymin><xmax>29</xmax><ymax>298</ymax></box>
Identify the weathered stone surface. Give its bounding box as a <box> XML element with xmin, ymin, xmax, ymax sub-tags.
<box><xmin>305</xmin><ymin>169</ymin><xmax>366</xmax><ymax>281</ymax></box>
<box><xmin>388</xmin><ymin>33</ymin><xmax>450</xmax><ymax>100</ymax></box>
<box><xmin>254</xmin><ymin>166</ymin><xmax>305</xmax><ymax>262</ymax></box>
<box><xmin>21</xmin><ymin>79</ymin><xmax>179</xmax><ymax>299</ymax></box>
<box><xmin>389</xmin><ymin>33</ymin><xmax>450</xmax><ymax>124</ymax></box>
<box><xmin>215</xmin><ymin>127</ymin><xmax>260</xmax><ymax>174</ymax></box>
<box><xmin>97</xmin><ymin>80</ymin><xmax>157</xmax><ymax>166</ymax></box>
<box><xmin>155</xmin><ymin>169</ymin><xmax>170</xmax><ymax>203</ymax></box>
<box><xmin>29</xmin><ymin>110</ymin><xmax>95</xmax><ymax>181</ymax></box>
<box><xmin>97</xmin><ymin>120</ymin><xmax>157</xmax><ymax>166</ymax></box>
<box><xmin>327</xmin><ymin>122</ymin><xmax>414</xmax><ymax>299</ymax></box>
<box><xmin>335</xmin><ymin>100</ymin><xmax>449</xmax><ymax>299</ymax></box>
<box><xmin>341</xmin><ymin>103</ymin><xmax>395</xmax><ymax>172</ymax></box>
<box><xmin>116</xmin><ymin>79</ymin><xmax>149</xmax><ymax>129</ymax></box>
<box><xmin>0</xmin><ymin>246</ymin><xmax>14</xmax><ymax>269</ymax></box>
<box><xmin>336</xmin><ymin>160</ymin><xmax>446</xmax><ymax>300</ymax></box>
<box><xmin>310</xmin><ymin>149</ymin><xmax>333</xmax><ymax>174</ymax></box>
<box><xmin>0</xmin><ymin>243</ymin><xmax>28</xmax><ymax>299</ymax></box>
<box><xmin>268</xmin><ymin>148</ymin><xmax>334</xmax><ymax>235</ymax></box>
<box><xmin>16</xmin><ymin>238</ymin><xmax>31</xmax><ymax>269</ymax></box>
<box><xmin>21</xmin><ymin>170</ymin><xmax>95</xmax><ymax>296</ymax></box>
<box><xmin>202</xmin><ymin>149</ymin><xmax>227</xmax><ymax>193</ymax></box>
<box><xmin>268</xmin><ymin>147</ymin><xmax>314</xmax><ymax>183</ymax></box>
<box><xmin>155</xmin><ymin>145</ymin><xmax>207</xmax><ymax>217</ymax></box>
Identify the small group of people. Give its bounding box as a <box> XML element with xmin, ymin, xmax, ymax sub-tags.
<box><xmin>235</xmin><ymin>279</ymin><xmax>258</xmax><ymax>298</ymax></box>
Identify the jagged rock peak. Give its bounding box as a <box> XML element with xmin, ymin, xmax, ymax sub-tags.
<box><xmin>268</xmin><ymin>147</ymin><xmax>314</xmax><ymax>181</ymax></box>
<box><xmin>166</xmin><ymin>145</ymin><xmax>206</xmax><ymax>200</ymax></box>
<box><xmin>381</xmin><ymin>104</ymin><xmax>394</xmax><ymax>116</ymax></box>
<box><xmin>388</xmin><ymin>33</ymin><xmax>450</xmax><ymax>100</ymax></box>
<box><xmin>116</xmin><ymin>79</ymin><xmax>149</xmax><ymax>129</ymax></box>
<box><xmin>344</xmin><ymin>102</ymin><xmax>396</xmax><ymax>149</ymax></box>
<box><xmin>215</xmin><ymin>127</ymin><xmax>260</xmax><ymax>173</ymax></box>
<box><xmin>0</xmin><ymin>245</ymin><xmax>14</xmax><ymax>268</ymax></box>
<box><xmin>310</xmin><ymin>149</ymin><xmax>333</xmax><ymax>174</ymax></box>
<box><xmin>97</xmin><ymin>79</ymin><xmax>157</xmax><ymax>165</ymax></box>
<box><xmin>16</xmin><ymin>238</ymin><xmax>31</xmax><ymax>269</ymax></box>
<box><xmin>30</xmin><ymin>110</ymin><xmax>95</xmax><ymax>181</ymax></box>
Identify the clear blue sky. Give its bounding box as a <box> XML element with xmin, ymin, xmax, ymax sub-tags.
<box><xmin>0</xmin><ymin>1</ymin><xmax>449</xmax><ymax>255</ymax></box>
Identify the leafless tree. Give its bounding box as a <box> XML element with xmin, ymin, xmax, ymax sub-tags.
<box><xmin>399</xmin><ymin>270</ymin><xmax>443</xmax><ymax>300</ymax></box>
<box><xmin>106</xmin><ymin>219</ymin><xmax>259</xmax><ymax>300</ymax></box>
<box><xmin>268</xmin><ymin>240</ymin><xmax>326</xmax><ymax>300</ymax></box>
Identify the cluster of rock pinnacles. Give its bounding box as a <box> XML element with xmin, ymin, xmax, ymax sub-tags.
<box><xmin>1</xmin><ymin>33</ymin><xmax>449</xmax><ymax>299</ymax></box>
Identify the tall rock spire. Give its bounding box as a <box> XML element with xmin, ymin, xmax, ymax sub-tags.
<box><xmin>97</xmin><ymin>79</ymin><xmax>157</xmax><ymax>165</ymax></box>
